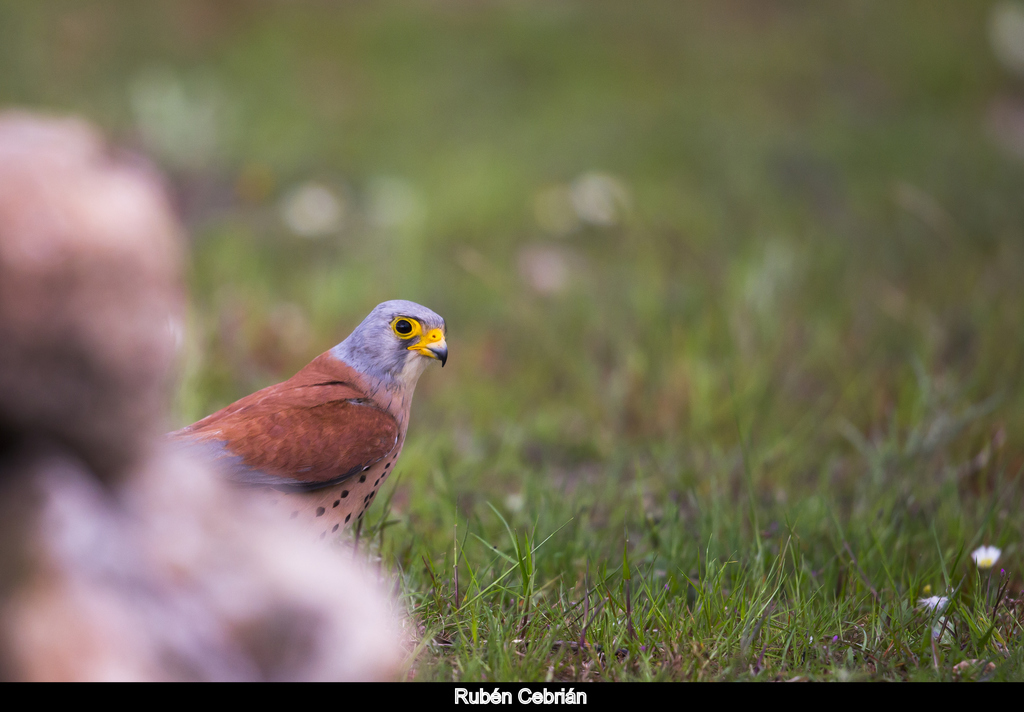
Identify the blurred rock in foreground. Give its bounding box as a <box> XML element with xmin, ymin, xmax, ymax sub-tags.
<box><xmin>0</xmin><ymin>112</ymin><xmax>404</xmax><ymax>681</ymax></box>
<box><xmin>0</xmin><ymin>447</ymin><xmax>403</xmax><ymax>681</ymax></box>
<box><xmin>0</xmin><ymin>112</ymin><xmax>183</xmax><ymax>483</ymax></box>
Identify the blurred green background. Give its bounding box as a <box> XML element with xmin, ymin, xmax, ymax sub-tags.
<box><xmin>3</xmin><ymin>0</ymin><xmax>1022</xmax><ymax>533</ymax></box>
<box><xmin>4</xmin><ymin>1</ymin><xmax>1024</xmax><ymax>677</ymax></box>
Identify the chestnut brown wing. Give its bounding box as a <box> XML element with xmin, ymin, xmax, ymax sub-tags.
<box><xmin>172</xmin><ymin>363</ymin><xmax>399</xmax><ymax>492</ymax></box>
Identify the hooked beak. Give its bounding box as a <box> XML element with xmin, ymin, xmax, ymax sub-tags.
<box><xmin>408</xmin><ymin>328</ymin><xmax>448</xmax><ymax>367</ymax></box>
<box><xmin>429</xmin><ymin>341</ymin><xmax>448</xmax><ymax>367</ymax></box>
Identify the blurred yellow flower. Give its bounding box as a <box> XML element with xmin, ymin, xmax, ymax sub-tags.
<box><xmin>971</xmin><ymin>546</ymin><xmax>1001</xmax><ymax>569</ymax></box>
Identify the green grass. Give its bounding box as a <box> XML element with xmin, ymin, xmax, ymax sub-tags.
<box><xmin>4</xmin><ymin>0</ymin><xmax>1023</xmax><ymax>680</ymax></box>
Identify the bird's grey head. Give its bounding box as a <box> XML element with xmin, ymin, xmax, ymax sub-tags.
<box><xmin>331</xmin><ymin>300</ymin><xmax>447</xmax><ymax>388</ymax></box>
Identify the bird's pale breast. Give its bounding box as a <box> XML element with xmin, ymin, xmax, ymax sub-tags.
<box><xmin>269</xmin><ymin>432</ymin><xmax>405</xmax><ymax>542</ymax></box>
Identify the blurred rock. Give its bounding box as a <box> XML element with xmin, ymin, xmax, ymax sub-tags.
<box><xmin>0</xmin><ymin>112</ymin><xmax>184</xmax><ymax>483</ymax></box>
<box><xmin>0</xmin><ymin>112</ymin><xmax>404</xmax><ymax>681</ymax></box>
<box><xmin>0</xmin><ymin>447</ymin><xmax>403</xmax><ymax>682</ymax></box>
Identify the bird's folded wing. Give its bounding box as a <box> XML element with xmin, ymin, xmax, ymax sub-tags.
<box><xmin>171</xmin><ymin>376</ymin><xmax>399</xmax><ymax>492</ymax></box>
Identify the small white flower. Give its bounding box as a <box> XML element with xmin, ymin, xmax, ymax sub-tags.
<box><xmin>280</xmin><ymin>182</ymin><xmax>344</xmax><ymax>238</ymax></box>
<box><xmin>918</xmin><ymin>595</ymin><xmax>949</xmax><ymax>612</ymax></box>
<box><xmin>971</xmin><ymin>545</ymin><xmax>1001</xmax><ymax>570</ymax></box>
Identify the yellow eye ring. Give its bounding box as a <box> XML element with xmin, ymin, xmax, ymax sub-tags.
<box><xmin>390</xmin><ymin>317</ymin><xmax>422</xmax><ymax>340</ymax></box>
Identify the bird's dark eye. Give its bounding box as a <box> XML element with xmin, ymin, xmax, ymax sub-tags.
<box><xmin>395</xmin><ymin>319</ymin><xmax>413</xmax><ymax>335</ymax></box>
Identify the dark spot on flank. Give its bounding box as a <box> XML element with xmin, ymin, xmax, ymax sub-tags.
<box><xmin>316</xmin><ymin>507</ymin><xmax>325</xmax><ymax>517</ymax></box>
<box><xmin>358</xmin><ymin>511</ymin><xmax>363</xmax><ymax>518</ymax></box>
<box><xmin>369</xmin><ymin>490</ymin><xmax>375</xmax><ymax>499</ymax></box>
<box><xmin>341</xmin><ymin>490</ymin><xmax>349</xmax><ymax>498</ymax></box>
<box><xmin>374</xmin><ymin>478</ymin><xmax>380</xmax><ymax>486</ymax></box>
<box><xmin>290</xmin><ymin>511</ymin><xmax>299</xmax><ymax>519</ymax></box>
<box><xmin>319</xmin><ymin>531</ymin><xmax>326</xmax><ymax>540</ymax></box>
<box><xmin>345</xmin><ymin>513</ymin><xmax>351</xmax><ymax>523</ymax></box>
<box><xmin>332</xmin><ymin>524</ymin><xmax>339</xmax><ymax>532</ymax></box>
<box><xmin>333</xmin><ymin>500</ymin><xmax>340</xmax><ymax>508</ymax></box>
<box><xmin>359</xmin><ymin>475</ymin><xmax>366</xmax><ymax>483</ymax></box>
<box><xmin>385</xmin><ymin>462</ymin><xmax>391</xmax><ymax>469</ymax></box>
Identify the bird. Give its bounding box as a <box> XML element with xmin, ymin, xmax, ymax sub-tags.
<box><xmin>170</xmin><ymin>300</ymin><xmax>447</xmax><ymax>540</ymax></box>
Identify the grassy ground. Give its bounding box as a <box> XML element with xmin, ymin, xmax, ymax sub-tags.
<box><xmin>3</xmin><ymin>1</ymin><xmax>1024</xmax><ymax>680</ymax></box>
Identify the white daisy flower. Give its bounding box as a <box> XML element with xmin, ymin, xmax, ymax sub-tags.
<box><xmin>971</xmin><ymin>546</ymin><xmax>1001</xmax><ymax>570</ymax></box>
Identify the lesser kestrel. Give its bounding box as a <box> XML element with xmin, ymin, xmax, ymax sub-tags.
<box><xmin>172</xmin><ymin>300</ymin><xmax>447</xmax><ymax>538</ymax></box>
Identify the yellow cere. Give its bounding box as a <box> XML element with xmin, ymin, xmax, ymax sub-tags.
<box><xmin>408</xmin><ymin>328</ymin><xmax>446</xmax><ymax>358</ymax></box>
